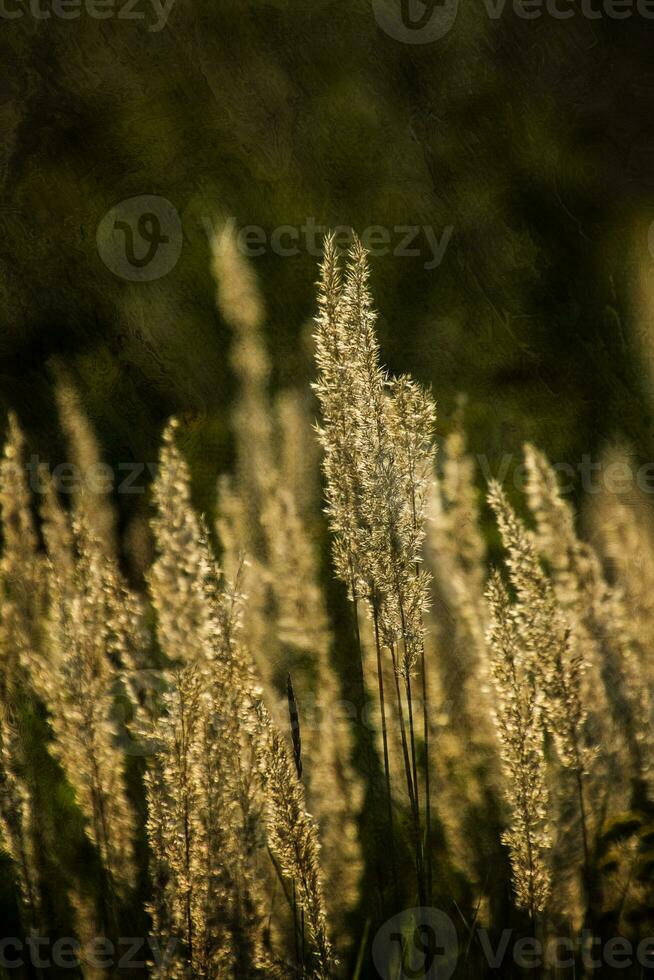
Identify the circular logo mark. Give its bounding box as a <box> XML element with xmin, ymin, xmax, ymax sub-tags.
<box><xmin>372</xmin><ymin>0</ymin><xmax>459</xmax><ymax>43</ymax></box>
<box><xmin>96</xmin><ymin>195</ymin><xmax>182</xmax><ymax>282</ymax></box>
<box><xmin>372</xmin><ymin>907</ymin><xmax>458</xmax><ymax>980</ymax></box>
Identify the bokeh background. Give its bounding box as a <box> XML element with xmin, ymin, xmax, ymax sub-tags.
<box><xmin>3</xmin><ymin>0</ymin><xmax>654</xmax><ymax>530</ymax></box>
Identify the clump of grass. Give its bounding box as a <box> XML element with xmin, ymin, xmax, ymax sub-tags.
<box><xmin>486</xmin><ymin>570</ymin><xmax>551</xmax><ymax>918</ymax></box>
<box><xmin>0</xmin><ymin>236</ymin><xmax>654</xmax><ymax>977</ymax></box>
<box><xmin>314</xmin><ymin>233</ymin><xmax>436</xmax><ymax>906</ymax></box>
<box><xmin>146</xmin><ymin>418</ymin><xmax>333</xmax><ymax>978</ymax></box>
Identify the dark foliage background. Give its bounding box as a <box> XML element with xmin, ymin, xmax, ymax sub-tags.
<box><xmin>3</xmin><ymin>1</ymin><xmax>654</xmax><ymax>505</ymax></box>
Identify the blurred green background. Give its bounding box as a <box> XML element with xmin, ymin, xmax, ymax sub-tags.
<box><xmin>2</xmin><ymin>1</ymin><xmax>654</xmax><ymax>525</ymax></box>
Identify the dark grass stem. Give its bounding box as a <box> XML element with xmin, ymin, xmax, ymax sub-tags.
<box><xmin>419</xmin><ymin>641</ymin><xmax>432</xmax><ymax>904</ymax></box>
<box><xmin>389</xmin><ymin>643</ymin><xmax>425</xmax><ymax>905</ymax></box>
<box><xmin>372</xmin><ymin>601</ymin><xmax>399</xmax><ymax>903</ymax></box>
